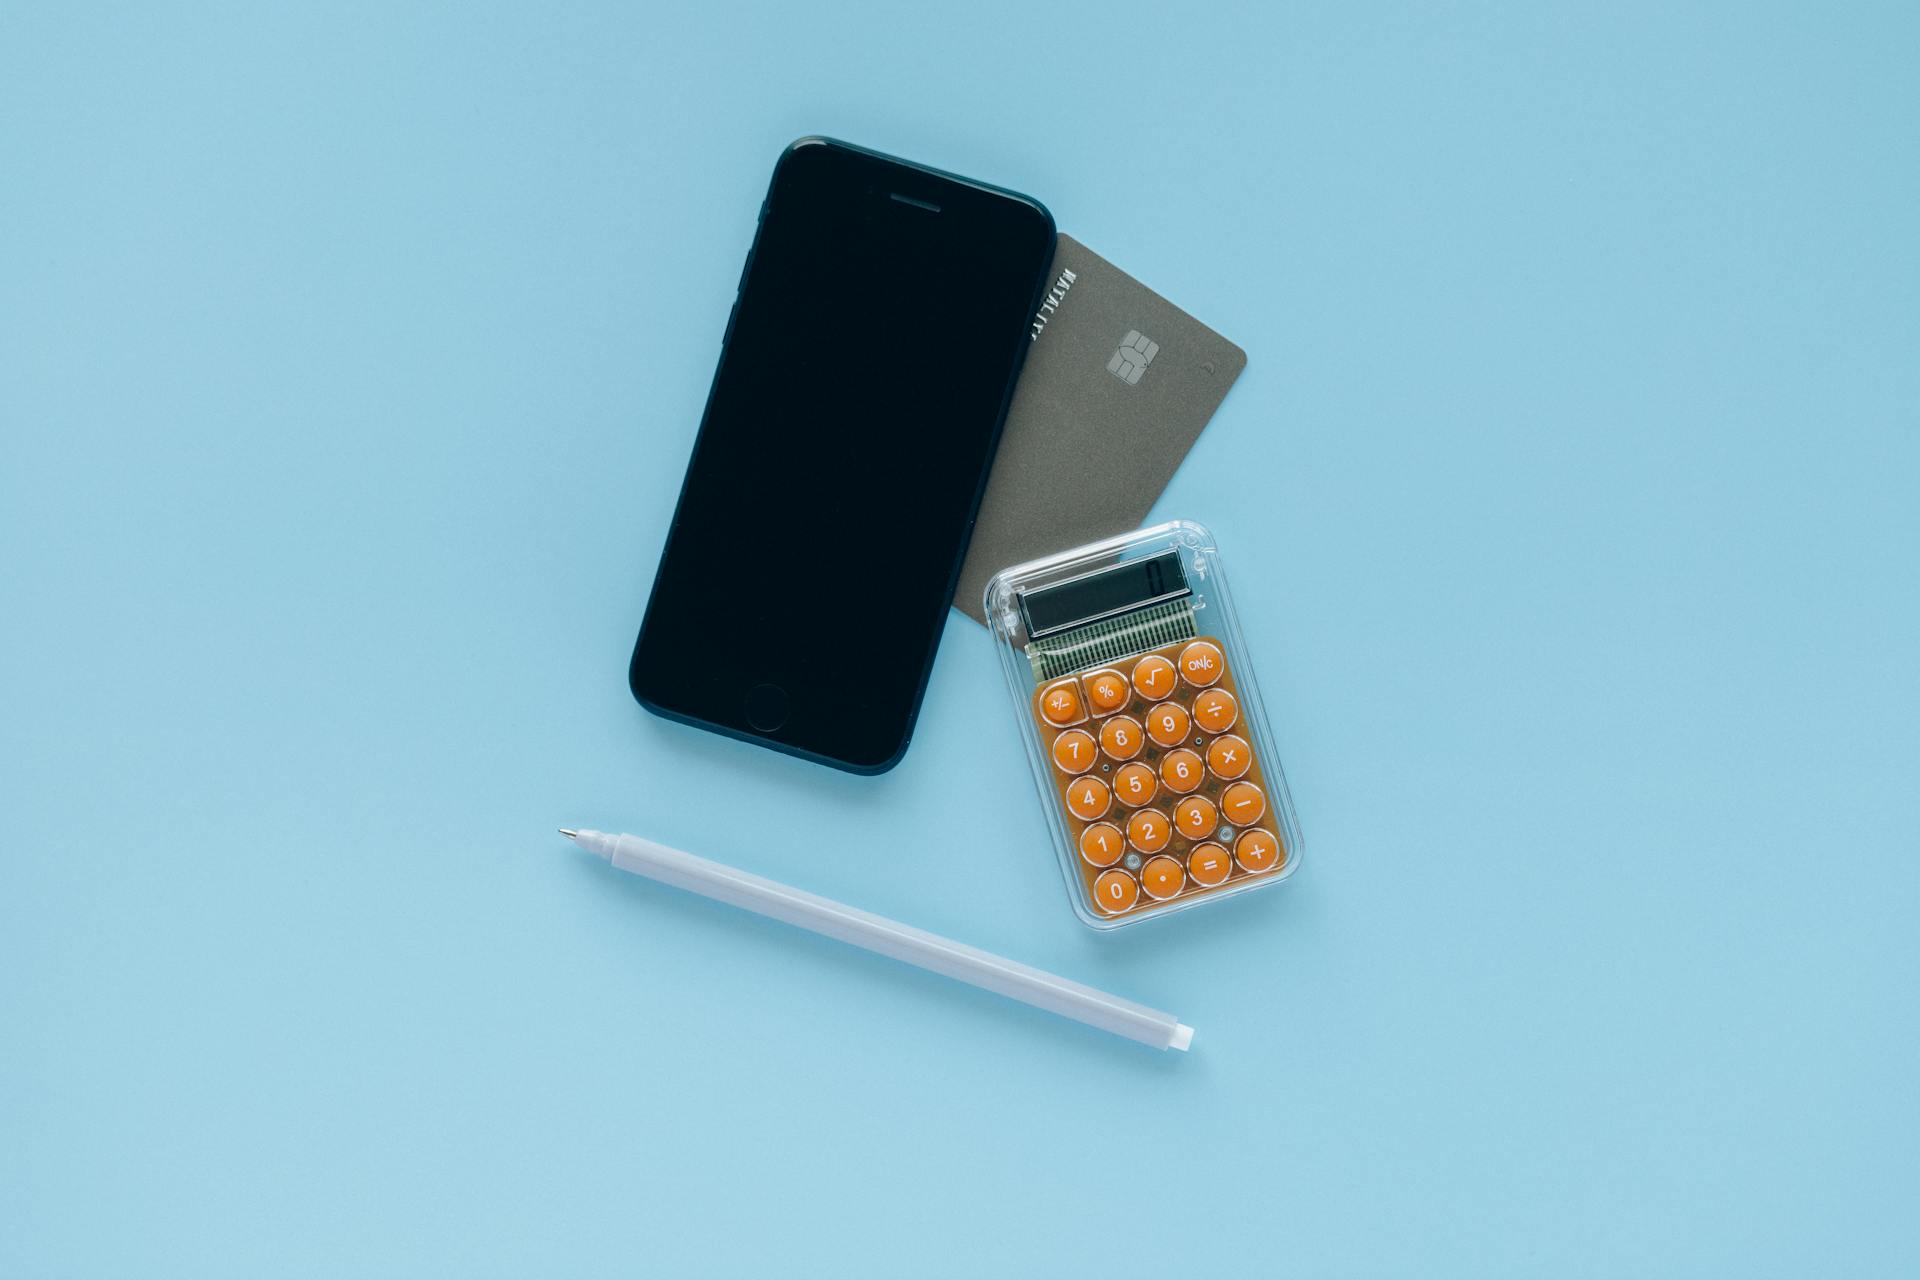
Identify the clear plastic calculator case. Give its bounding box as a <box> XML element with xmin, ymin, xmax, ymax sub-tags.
<box><xmin>985</xmin><ymin>520</ymin><xmax>1303</xmax><ymax>929</ymax></box>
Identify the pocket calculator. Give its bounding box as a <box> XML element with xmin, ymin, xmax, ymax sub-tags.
<box><xmin>986</xmin><ymin>521</ymin><xmax>1302</xmax><ymax>928</ymax></box>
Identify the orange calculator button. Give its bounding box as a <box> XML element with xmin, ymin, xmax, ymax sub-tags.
<box><xmin>1221</xmin><ymin>781</ymin><xmax>1267</xmax><ymax>826</ymax></box>
<box><xmin>1174</xmin><ymin>795</ymin><xmax>1218</xmax><ymax>840</ymax></box>
<box><xmin>1235</xmin><ymin>828</ymin><xmax>1284</xmax><ymax>873</ymax></box>
<box><xmin>1178</xmin><ymin>640</ymin><xmax>1225</xmax><ymax>687</ymax></box>
<box><xmin>1187</xmin><ymin>842</ymin><xmax>1231</xmax><ymax>887</ymax></box>
<box><xmin>1050</xmin><ymin>729</ymin><xmax>1096</xmax><ymax>774</ymax></box>
<box><xmin>1131</xmin><ymin>655</ymin><xmax>1176</xmax><ymax>701</ymax></box>
<box><xmin>1159</xmin><ymin>748</ymin><xmax>1204</xmax><ymax>794</ymax></box>
<box><xmin>1085</xmin><ymin>670</ymin><xmax>1130</xmax><ymax>715</ymax></box>
<box><xmin>1113</xmin><ymin>762</ymin><xmax>1158</xmax><ymax>807</ymax></box>
<box><xmin>1099</xmin><ymin>715</ymin><xmax>1144</xmax><ymax>761</ymax></box>
<box><xmin>1146</xmin><ymin>701</ymin><xmax>1191</xmax><ymax>748</ymax></box>
<box><xmin>1093</xmin><ymin>870</ymin><xmax>1139</xmax><ymax>914</ymax></box>
<box><xmin>1192</xmin><ymin>687</ymin><xmax>1239</xmax><ymax>734</ymax></box>
<box><xmin>1205</xmin><ymin>733</ymin><xmax>1252</xmax><ymax>780</ymax></box>
<box><xmin>1126</xmin><ymin>807</ymin><xmax>1172</xmax><ymax>854</ymax></box>
<box><xmin>1037</xmin><ymin>680</ymin><xmax>1085</xmax><ymax>727</ymax></box>
<box><xmin>1140</xmin><ymin>855</ymin><xmax>1185</xmax><ymax>900</ymax></box>
<box><xmin>1065</xmin><ymin>775</ymin><xmax>1112</xmax><ymax>821</ymax></box>
<box><xmin>1079</xmin><ymin>822</ymin><xmax>1125</xmax><ymax>868</ymax></box>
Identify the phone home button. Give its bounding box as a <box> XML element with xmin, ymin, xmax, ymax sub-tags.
<box><xmin>744</xmin><ymin>683</ymin><xmax>790</xmax><ymax>734</ymax></box>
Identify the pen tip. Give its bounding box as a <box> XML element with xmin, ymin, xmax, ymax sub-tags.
<box><xmin>558</xmin><ymin>828</ymin><xmax>580</xmax><ymax>840</ymax></box>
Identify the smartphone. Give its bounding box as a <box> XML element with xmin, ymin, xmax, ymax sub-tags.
<box><xmin>629</xmin><ymin>138</ymin><xmax>1056</xmax><ymax>773</ymax></box>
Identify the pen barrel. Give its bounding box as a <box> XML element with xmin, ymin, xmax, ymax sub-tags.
<box><xmin>608</xmin><ymin>834</ymin><xmax>1182</xmax><ymax>1049</ymax></box>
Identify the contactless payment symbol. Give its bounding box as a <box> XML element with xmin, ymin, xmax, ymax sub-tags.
<box><xmin>1106</xmin><ymin>330</ymin><xmax>1159</xmax><ymax>385</ymax></box>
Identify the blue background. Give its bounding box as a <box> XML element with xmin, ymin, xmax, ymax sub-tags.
<box><xmin>4</xmin><ymin>3</ymin><xmax>1916</xmax><ymax>1275</ymax></box>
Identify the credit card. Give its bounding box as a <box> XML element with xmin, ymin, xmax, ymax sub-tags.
<box><xmin>955</xmin><ymin>233</ymin><xmax>1247</xmax><ymax>625</ymax></box>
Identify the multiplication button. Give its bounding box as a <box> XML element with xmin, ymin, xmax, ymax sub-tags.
<box><xmin>1205</xmin><ymin>734</ymin><xmax>1251</xmax><ymax>780</ymax></box>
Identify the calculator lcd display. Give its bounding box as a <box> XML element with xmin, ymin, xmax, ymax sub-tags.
<box><xmin>1019</xmin><ymin>551</ymin><xmax>1191</xmax><ymax>640</ymax></box>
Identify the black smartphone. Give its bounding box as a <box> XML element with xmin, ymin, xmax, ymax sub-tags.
<box><xmin>629</xmin><ymin>138</ymin><xmax>1056</xmax><ymax>773</ymax></box>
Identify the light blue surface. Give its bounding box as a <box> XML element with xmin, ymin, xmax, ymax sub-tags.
<box><xmin>4</xmin><ymin>4</ymin><xmax>1917</xmax><ymax>1275</ymax></box>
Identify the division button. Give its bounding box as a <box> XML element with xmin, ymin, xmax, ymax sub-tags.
<box><xmin>1192</xmin><ymin>687</ymin><xmax>1239</xmax><ymax>734</ymax></box>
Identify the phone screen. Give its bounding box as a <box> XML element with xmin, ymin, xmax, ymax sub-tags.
<box><xmin>631</xmin><ymin>140</ymin><xmax>1056</xmax><ymax>772</ymax></box>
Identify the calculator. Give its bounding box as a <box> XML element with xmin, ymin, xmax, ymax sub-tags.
<box><xmin>986</xmin><ymin>521</ymin><xmax>1302</xmax><ymax>928</ymax></box>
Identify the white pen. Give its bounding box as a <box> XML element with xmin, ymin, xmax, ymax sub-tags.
<box><xmin>562</xmin><ymin>828</ymin><xmax>1194</xmax><ymax>1052</ymax></box>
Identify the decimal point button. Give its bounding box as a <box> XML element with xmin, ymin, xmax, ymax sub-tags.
<box><xmin>1140</xmin><ymin>855</ymin><xmax>1185</xmax><ymax>900</ymax></box>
